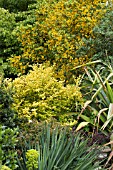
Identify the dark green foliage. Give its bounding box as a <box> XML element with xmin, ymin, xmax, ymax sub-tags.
<box><xmin>1</xmin><ymin>126</ymin><xmax>18</xmax><ymax>169</ymax></box>
<box><xmin>77</xmin><ymin>8</ymin><xmax>113</xmax><ymax>74</ymax></box>
<box><xmin>0</xmin><ymin>8</ymin><xmax>22</xmax><ymax>78</ymax></box>
<box><xmin>0</xmin><ymin>79</ymin><xmax>17</xmax><ymax>128</ymax></box>
<box><xmin>0</xmin><ymin>9</ymin><xmax>16</xmax><ymax>59</ymax></box>
<box><xmin>92</xmin><ymin>9</ymin><xmax>113</xmax><ymax>62</ymax></box>
<box><xmin>0</xmin><ymin>58</ymin><xmax>8</xmax><ymax>77</ymax></box>
<box><xmin>0</xmin><ymin>0</ymin><xmax>37</xmax><ymax>13</ymax></box>
<box><xmin>14</xmin><ymin>3</ymin><xmax>37</xmax><ymax>23</ymax></box>
<box><xmin>0</xmin><ymin>78</ymin><xmax>18</xmax><ymax>169</ymax></box>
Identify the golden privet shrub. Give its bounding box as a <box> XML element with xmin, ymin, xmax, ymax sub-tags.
<box><xmin>10</xmin><ymin>0</ymin><xmax>106</xmax><ymax>80</ymax></box>
<box><xmin>9</xmin><ymin>65</ymin><xmax>83</xmax><ymax>121</ymax></box>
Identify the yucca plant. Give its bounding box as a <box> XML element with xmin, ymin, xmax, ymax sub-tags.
<box><xmin>16</xmin><ymin>124</ymin><xmax>104</xmax><ymax>170</ymax></box>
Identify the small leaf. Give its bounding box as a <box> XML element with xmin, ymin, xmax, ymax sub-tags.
<box><xmin>76</xmin><ymin>122</ymin><xmax>89</xmax><ymax>132</ymax></box>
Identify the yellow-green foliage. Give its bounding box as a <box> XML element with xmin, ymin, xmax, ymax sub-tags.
<box><xmin>10</xmin><ymin>0</ymin><xmax>106</xmax><ymax>80</ymax></box>
<box><xmin>8</xmin><ymin>65</ymin><xmax>83</xmax><ymax>120</ymax></box>
<box><xmin>26</xmin><ymin>149</ymin><xmax>39</xmax><ymax>170</ymax></box>
<box><xmin>1</xmin><ymin>165</ymin><xmax>11</xmax><ymax>170</ymax></box>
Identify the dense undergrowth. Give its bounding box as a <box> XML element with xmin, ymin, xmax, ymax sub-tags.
<box><xmin>0</xmin><ymin>0</ymin><xmax>113</xmax><ymax>169</ymax></box>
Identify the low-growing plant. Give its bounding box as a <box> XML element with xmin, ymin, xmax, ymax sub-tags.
<box><xmin>17</xmin><ymin>124</ymin><xmax>104</xmax><ymax>170</ymax></box>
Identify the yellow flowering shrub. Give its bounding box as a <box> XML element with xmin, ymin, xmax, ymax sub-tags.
<box><xmin>9</xmin><ymin>0</ymin><xmax>106</xmax><ymax>80</ymax></box>
<box><xmin>8</xmin><ymin>65</ymin><xmax>83</xmax><ymax>121</ymax></box>
<box><xmin>10</xmin><ymin>0</ymin><xmax>106</xmax><ymax>80</ymax></box>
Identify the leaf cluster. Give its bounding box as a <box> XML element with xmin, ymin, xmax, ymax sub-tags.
<box><xmin>8</xmin><ymin>64</ymin><xmax>83</xmax><ymax>121</ymax></box>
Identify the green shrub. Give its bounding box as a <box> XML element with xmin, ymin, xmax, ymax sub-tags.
<box><xmin>0</xmin><ymin>8</ymin><xmax>21</xmax><ymax>77</ymax></box>
<box><xmin>81</xmin><ymin>6</ymin><xmax>113</xmax><ymax>69</ymax></box>
<box><xmin>0</xmin><ymin>9</ymin><xmax>16</xmax><ymax>59</ymax></box>
<box><xmin>8</xmin><ymin>64</ymin><xmax>83</xmax><ymax>122</ymax></box>
<box><xmin>0</xmin><ymin>78</ymin><xmax>18</xmax><ymax>169</ymax></box>
<box><xmin>92</xmin><ymin>8</ymin><xmax>113</xmax><ymax>62</ymax></box>
<box><xmin>0</xmin><ymin>78</ymin><xmax>17</xmax><ymax>128</ymax></box>
<box><xmin>1</xmin><ymin>127</ymin><xmax>18</xmax><ymax>170</ymax></box>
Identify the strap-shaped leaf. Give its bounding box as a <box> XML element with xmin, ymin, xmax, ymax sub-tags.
<box><xmin>106</xmin><ymin>81</ymin><xmax>113</xmax><ymax>103</ymax></box>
